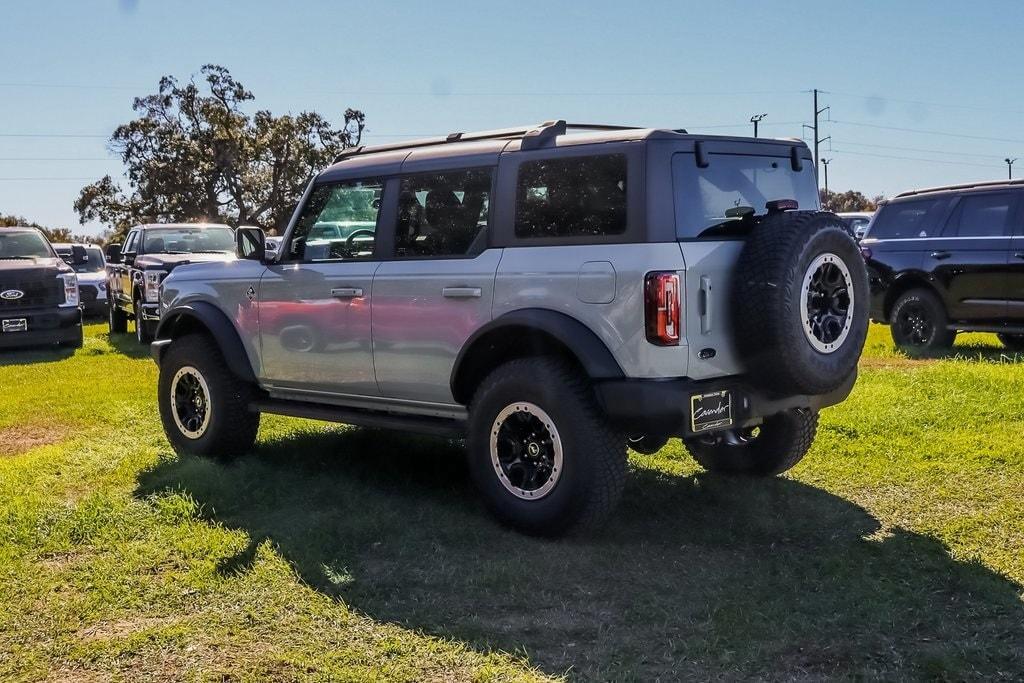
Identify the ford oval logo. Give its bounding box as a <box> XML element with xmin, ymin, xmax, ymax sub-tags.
<box><xmin>0</xmin><ymin>289</ymin><xmax>24</xmax><ymax>301</ymax></box>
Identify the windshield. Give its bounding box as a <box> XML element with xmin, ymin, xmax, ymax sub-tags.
<box><xmin>142</xmin><ymin>227</ymin><xmax>234</xmax><ymax>254</ymax></box>
<box><xmin>0</xmin><ymin>231</ymin><xmax>54</xmax><ymax>259</ymax></box>
<box><xmin>673</xmin><ymin>152</ymin><xmax>820</xmax><ymax>238</ymax></box>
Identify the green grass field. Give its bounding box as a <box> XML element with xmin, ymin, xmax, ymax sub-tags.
<box><xmin>1</xmin><ymin>322</ymin><xmax>1022</xmax><ymax>681</ymax></box>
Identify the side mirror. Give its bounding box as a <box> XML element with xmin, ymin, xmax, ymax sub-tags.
<box><xmin>71</xmin><ymin>244</ymin><xmax>88</xmax><ymax>265</ymax></box>
<box><xmin>236</xmin><ymin>226</ymin><xmax>266</xmax><ymax>261</ymax></box>
<box><xmin>105</xmin><ymin>243</ymin><xmax>122</xmax><ymax>264</ymax></box>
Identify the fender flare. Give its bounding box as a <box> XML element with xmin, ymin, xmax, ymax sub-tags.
<box><xmin>450</xmin><ymin>308</ymin><xmax>624</xmax><ymax>404</ymax></box>
<box><xmin>153</xmin><ymin>301</ymin><xmax>257</xmax><ymax>383</ymax></box>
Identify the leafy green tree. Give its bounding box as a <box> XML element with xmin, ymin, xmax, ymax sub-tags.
<box><xmin>820</xmin><ymin>189</ymin><xmax>885</xmax><ymax>213</ymax></box>
<box><xmin>75</xmin><ymin>65</ymin><xmax>365</xmax><ymax>240</ymax></box>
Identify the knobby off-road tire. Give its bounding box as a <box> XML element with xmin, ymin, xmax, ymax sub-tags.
<box><xmin>733</xmin><ymin>211</ymin><xmax>869</xmax><ymax>395</ymax></box>
<box><xmin>158</xmin><ymin>333</ymin><xmax>259</xmax><ymax>458</ymax></box>
<box><xmin>997</xmin><ymin>332</ymin><xmax>1024</xmax><ymax>352</ymax></box>
<box><xmin>686</xmin><ymin>408</ymin><xmax>818</xmax><ymax>476</ymax></box>
<box><xmin>889</xmin><ymin>288</ymin><xmax>956</xmax><ymax>351</ymax></box>
<box><xmin>135</xmin><ymin>297</ymin><xmax>155</xmax><ymax>344</ymax></box>
<box><xmin>109</xmin><ymin>299</ymin><xmax>128</xmax><ymax>334</ymax></box>
<box><xmin>467</xmin><ymin>357</ymin><xmax>627</xmax><ymax>536</ymax></box>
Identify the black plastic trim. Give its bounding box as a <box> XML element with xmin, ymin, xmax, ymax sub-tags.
<box><xmin>153</xmin><ymin>301</ymin><xmax>256</xmax><ymax>382</ymax></box>
<box><xmin>251</xmin><ymin>398</ymin><xmax>465</xmax><ymax>438</ymax></box>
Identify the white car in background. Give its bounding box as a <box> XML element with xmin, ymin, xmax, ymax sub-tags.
<box><xmin>837</xmin><ymin>212</ymin><xmax>875</xmax><ymax>240</ymax></box>
<box><xmin>53</xmin><ymin>242</ymin><xmax>108</xmax><ymax>317</ymax></box>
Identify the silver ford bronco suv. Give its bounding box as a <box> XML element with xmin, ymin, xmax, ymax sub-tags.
<box><xmin>151</xmin><ymin>121</ymin><xmax>869</xmax><ymax>535</ymax></box>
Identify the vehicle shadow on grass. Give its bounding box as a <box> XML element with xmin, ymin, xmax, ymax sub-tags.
<box><xmin>0</xmin><ymin>346</ymin><xmax>74</xmax><ymax>366</ymax></box>
<box><xmin>136</xmin><ymin>429</ymin><xmax>1024</xmax><ymax>680</ymax></box>
<box><xmin>103</xmin><ymin>330</ymin><xmax>152</xmax><ymax>359</ymax></box>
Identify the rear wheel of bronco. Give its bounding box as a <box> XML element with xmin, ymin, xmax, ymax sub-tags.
<box><xmin>158</xmin><ymin>334</ymin><xmax>260</xmax><ymax>458</ymax></box>
<box><xmin>109</xmin><ymin>299</ymin><xmax>127</xmax><ymax>334</ymax></box>
<box><xmin>467</xmin><ymin>357</ymin><xmax>627</xmax><ymax>536</ymax></box>
<box><xmin>889</xmin><ymin>288</ymin><xmax>956</xmax><ymax>351</ymax></box>
<box><xmin>997</xmin><ymin>332</ymin><xmax>1024</xmax><ymax>351</ymax></box>
<box><xmin>733</xmin><ymin>211</ymin><xmax>869</xmax><ymax>395</ymax></box>
<box><xmin>685</xmin><ymin>408</ymin><xmax>818</xmax><ymax>476</ymax></box>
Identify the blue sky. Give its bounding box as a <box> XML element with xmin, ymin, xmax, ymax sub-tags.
<box><xmin>2</xmin><ymin>0</ymin><xmax>1023</xmax><ymax>236</ymax></box>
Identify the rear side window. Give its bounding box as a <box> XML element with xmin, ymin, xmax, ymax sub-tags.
<box><xmin>943</xmin><ymin>193</ymin><xmax>1015</xmax><ymax>237</ymax></box>
<box><xmin>868</xmin><ymin>198</ymin><xmax>948</xmax><ymax>239</ymax></box>
<box><xmin>395</xmin><ymin>168</ymin><xmax>492</xmax><ymax>258</ymax></box>
<box><xmin>515</xmin><ymin>154</ymin><xmax>627</xmax><ymax>238</ymax></box>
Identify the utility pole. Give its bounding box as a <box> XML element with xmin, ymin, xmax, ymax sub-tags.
<box><xmin>803</xmin><ymin>89</ymin><xmax>831</xmax><ymax>187</ymax></box>
<box><xmin>750</xmin><ymin>113</ymin><xmax>767</xmax><ymax>138</ymax></box>
<box><xmin>1006</xmin><ymin>158</ymin><xmax>1017</xmax><ymax>180</ymax></box>
<box><xmin>821</xmin><ymin>158</ymin><xmax>832</xmax><ymax>196</ymax></box>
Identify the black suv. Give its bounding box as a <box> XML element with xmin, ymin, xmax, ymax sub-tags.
<box><xmin>105</xmin><ymin>223</ymin><xmax>236</xmax><ymax>343</ymax></box>
<box><xmin>0</xmin><ymin>227</ymin><xmax>84</xmax><ymax>349</ymax></box>
<box><xmin>863</xmin><ymin>179</ymin><xmax>1024</xmax><ymax>350</ymax></box>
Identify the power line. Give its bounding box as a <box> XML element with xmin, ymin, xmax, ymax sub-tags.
<box><xmin>0</xmin><ymin>133</ymin><xmax>107</xmax><ymax>139</ymax></box>
<box><xmin>828</xmin><ymin>91</ymin><xmax>1024</xmax><ymax>117</ymax></box>
<box><xmin>830</xmin><ymin>119</ymin><xmax>1024</xmax><ymax>145</ymax></box>
<box><xmin>830</xmin><ymin>149</ymin><xmax>1004</xmax><ymax>169</ymax></box>
<box><xmin>828</xmin><ymin>140</ymin><xmax>1014</xmax><ymax>160</ymax></box>
<box><xmin>0</xmin><ymin>176</ymin><xmax>98</xmax><ymax>180</ymax></box>
<box><xmin>0</xmin><ymin>157</ymin><xmax>114</xmax><ymax>161</ymax></box>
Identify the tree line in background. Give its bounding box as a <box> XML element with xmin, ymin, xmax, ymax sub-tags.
<box><xmin>820</xmin><ymin>189</ymin><xmax>884</xmax><ymax>213</ymax></box>
<box><xmin>73</xmin><ymin>64</ymin><xmax>365</xmax><ymax>241</ymax></box>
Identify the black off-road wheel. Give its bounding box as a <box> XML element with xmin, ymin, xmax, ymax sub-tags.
<box><xmin>733</xmin><ymin>211</ymin><xmax>869</xmax><ymax>395</ymax></box>
<box><xmin>997</xmin><ymin>332</ymin><xmax>1024</xmax><ymax>352</ymax></box>
<box><xmin>134</xmin><ymin>297</ymin><xmax>154</xmax><ymax>344</ymax></box>
<box><xmin>158</xmin><ymin>334</ymin><xmax>260</xmax><ymax>458</ymax></box>
<box><xmin>889</xmin><ymin>288</ymin><xmax>956</xmax><ymax>351</ymax></box>
<box><xmin>685</xmin><ymin>409</ymin><xmax>818</xmax><ymax>476</ymax></box>
<box><xmin>109</xmin><ymin>299</ymin><xmax>128</xmax><ymax>334</ymax></box>
<box><xmin>467</xmin><ymin>357</ymin><xmax>627</xmax><ymax>536</ymax></box>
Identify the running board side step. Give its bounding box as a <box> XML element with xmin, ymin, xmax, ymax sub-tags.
<box><xmin>946</xmin><ymin>324</ymin><xmax>1024</xmax><ymax>334</ymax></box>
<box><xmin>250</xmin><ymin>399</ymin><xmax>466</xmax><ymax>438</ymax></box>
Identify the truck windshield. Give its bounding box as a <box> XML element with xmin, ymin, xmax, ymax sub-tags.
<box><xmin>673</xmin><ymin>153</ymin><xmax>819</xmax><ymax>238</ymax></box>
<box><xmin>0</xmin><ymin>231</ymin><xmax>54</xmax><ymax>259</ymax></box>
<box><xmin>143</xmin><ymin>227</ymin><xmax>235</xmax><ymax>254</ymax></box>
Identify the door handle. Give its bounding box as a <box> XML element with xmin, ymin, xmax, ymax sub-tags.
<box><xmin>930</xmin><ymin>251</ymin><xmax>952</xmax><ymax>260</ymax></box>
<box><xmin>1014</xmin><ymin>252</ymin><xmax>1024</xmax><ymax>260</ymax></box>
<box><xmin>331</xmin><ymin>287</ymin><xmax>363</xmax><ymax>298</ymax></box>
<box><xmin>442</xmin><ymin>287</ymin><xmax>482</xmax><ymax>298</ymax></box>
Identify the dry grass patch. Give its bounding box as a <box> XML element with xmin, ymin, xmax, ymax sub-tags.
<box><xmin>0</xmin><ymin>423</ymin><xmax>70</xmax><ymax>457</ymax></box>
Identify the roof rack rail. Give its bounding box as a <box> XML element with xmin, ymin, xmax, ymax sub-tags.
<box><xmin>332</xmin><ymin>120</ymin><xmax>657</xmax><ymax>162</ymax></box>
<box><xmin>895</xmin><ymin>177</ymin><xmax>1024</xmax><ymax>198</ymax></box>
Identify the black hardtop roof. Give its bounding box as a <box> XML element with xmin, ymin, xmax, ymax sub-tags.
<box><xmin>892</xmin><ymin>178</ymin><xmax>1024</xmax><ymax>200</ymax></box>
<box><xmin>321</xmin><ymin>119</ymin><xmax>810</xmax><ymax>177</ymax></box>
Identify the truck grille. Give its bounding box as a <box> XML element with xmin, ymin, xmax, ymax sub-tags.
<box><xmin>0</xmin><ymin>279</ymin><xmax>64</xmax><ymax>309</ymax></box>
<box><xmin>79</xmin><ymin>284</ymin><xmax>98</xmax><ymax>303</ymax></box>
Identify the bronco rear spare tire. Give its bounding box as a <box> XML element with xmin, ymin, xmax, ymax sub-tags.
<box><xmin>733</xmin><ymin>210</ymin><xmax>868</xmax><ymax>395</ymax></box>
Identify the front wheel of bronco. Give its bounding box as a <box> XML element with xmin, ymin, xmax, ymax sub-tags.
<box><xmin>158</xmin><ymin>334</ymin><xmax>260</xmax><ymax>458</ymax></box>
<box><xmin>467</xmin><ymin>357</ymin><xmax>627</xmax><ymax>536</ymax></box>
<box><xmin>685</xmin><ymin>408</ymin><xmax>818</xmax><ymax>476</ymax></box>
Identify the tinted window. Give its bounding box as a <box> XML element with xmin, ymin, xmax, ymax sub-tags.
<box><xmin>0</xmin><ymin>230</ymin><xmax>53</xmax><ymax>259</ymax></box>
<box><xmin>289</xmin><ymin>179</ymin><xmax>383</xmax><ymax>262</ymax></box>
<box><xmin>944</xmin><ymin>193</ymin><xmax>1015</xmax><ymax>237</ymax></box>
<box><xmin>142</xmin><ymin>227</ymin><xmax>235</xmax><ymax>254</ymax></box>
<box><xmin>515</xmin><ymin>154</ymin><xmax>627</xmax><ymax>238</ymax></box>
<box><xmin>673</xmin><ymin>153</ymin><xmax>819</xmax><ymax>238</ymax></box>
<box><xmin>395</xmin><ymin>168</ymin><xmax>492</xmax><ymax>258</ymax></box>
<box><xmin>868</xmin><ymin>198</ymin><xmax>947</xmax><ymax>239</ymax></box>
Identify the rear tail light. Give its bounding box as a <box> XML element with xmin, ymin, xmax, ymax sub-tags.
<box><xmin>645</xmin><ymin>272</ymin><xmax>681</xmax><ymax>346</ymax></box>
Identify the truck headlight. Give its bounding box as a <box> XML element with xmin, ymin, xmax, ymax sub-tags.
<box><xmin>144</xmin><ymin>271</ymin><xmax>166</xmax><ymax>303</ymax></box>
<box><xmin>59</xmin><ymin>273</ymin><xmax>79</xmax><ymax>307</ymax></box>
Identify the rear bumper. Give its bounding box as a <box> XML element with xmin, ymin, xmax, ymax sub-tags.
<box><xmin>595</xmin><ymin>371</ymin><xmax>857</xmax><ymax>437</ymax></box>
<box><xmin>0</xmin><ymin>306</ymin><xmax>82</xmax><ymax>349</ymax></box>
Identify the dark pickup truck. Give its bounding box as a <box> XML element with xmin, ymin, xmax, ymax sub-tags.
<box><xmin>105</xmin><ymin>223</ymin><xmax>236</xmax><ymax>343</ymax></box>
<box><xmin>0</xmin><ymin>226</ymin><xmax>83</xmax><ymax>350</ymax></box>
